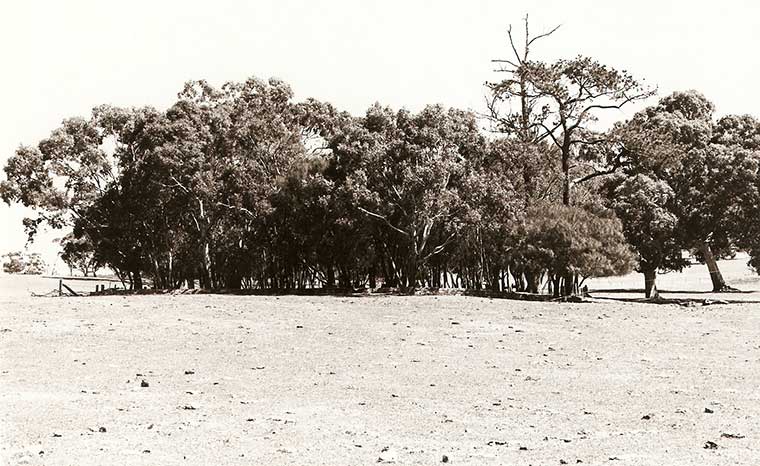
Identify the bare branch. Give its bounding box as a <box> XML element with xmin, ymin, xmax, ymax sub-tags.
<box><xmin>358</xmin><ymin>206</ymin><xmax>410</xmax><ymax>237</ymax></box>
<box><xmin>506</xmin><ymin>25</ymin><xmax>522</xmax><ymax>65</ymax></box>
<box><xmin>491</xmin><ymin>59</ymin><xmax>520</xmax><ymax>69</ymax></box>
<box><xmin>571</xmin><ymin>167</ymin><xmax>617</xmax><ymax>186</ymax></box>
<box><xmin>527</xmin><ymin>24</ymin><xmax>562</xmax><ymax>47</ymax></box>
<box><xmin>422</xmin><ymin>232</ymin><xmax>457</xmax><ymax>262</ymax></box>
<box><xmin>217</xmin><ymin>201</ymin><xmax>256</xmax><ymax>218</ymax></box>
<box><xmin>537</xmin><ymin>122</ymin><xmax>563</xmax><ymax>148</ymax></box>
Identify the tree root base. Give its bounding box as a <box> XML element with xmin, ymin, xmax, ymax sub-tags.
<box><xmin>713</xmin><ymin>285</ymin><xmax>742</xmax><ymax>293</ymax></box>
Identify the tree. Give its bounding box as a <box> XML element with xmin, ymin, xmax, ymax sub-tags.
<box><xmin>334</xmin><ymin>104</ymin><xmax>487</xmax><ymax>288</ymax></box>
<box><xmin>606</xmin><ymin>174</ymin><xmax>688</xmax><ymax>298</ymax></box>
<box><xmin>2</xmin><ymin>252</ymin><xmax>25</xmax><ymax>274</ymax></box>
<box><xmin>487</xmin><ymin>17</ymin><xmax>564</xmax><ymax>208</ymax></box>
<box><xmin>511</xmin><ymin>203</ymin><xmax>634</xmax><ymax>295</ymax></box>
<box><xmin>0</xmin><ymin>116</ymin><xmax>117</xmax><ymax>241</ymax></box>
<box><xmin>617</xmin><ymin>91</ymin><xmax>755</xmax><ymax>291</ymax></box>
<box><xmin>2</xmin><ymin>251</ymin><xmax>46</xmax><ymax>275</ymax></box>
<box><xmin>488</xmin><ymin>17</ymin><xmax>653</xmax><ymax>296</ymax></box>
<box><xmin>710</xmin><ymin>114</ymin><xmax>760</xmax><ymax>274</ymax></box>
<box><xmin>24</xmin><ymin>253</ymin><xmax>47</xmax><ymax>275</ymax></box>
<box><xmin>489</xmin><ymin>17</ymin><xmax>655</xmax><ymax>206</ymax></box>
<box><xmin>59</xmin><ymin>233</ymin><xmax>100</xmax><ymax>276</ymax></box>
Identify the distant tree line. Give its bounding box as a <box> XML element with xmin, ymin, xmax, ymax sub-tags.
<box><xmin>2</xmin><ymin>251</ymin><xmax>46</xmax><ymax>275</ymax></box>
<box><xmin>58</xmin><ymin>232</ymin><xmax>101</xmax><ymax>277</ymax></box>
<box><xmin>2</xmin><ymin>19</ymin><xmax>759</xmax><ymax>296</ymax></box>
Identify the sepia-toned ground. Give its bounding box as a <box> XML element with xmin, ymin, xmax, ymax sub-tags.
<box><xmin>1</xmin><ymin>264</ymin><xmax>760</xmax><ymax>465</ymax></box>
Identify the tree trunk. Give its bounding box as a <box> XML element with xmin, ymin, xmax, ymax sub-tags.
<box><xmin>511</xmin><ymin>268</ymin><xmax>523</xmax><ymax>292</ymax></box>
<box><xmin>368</xmin><ymin>266</ymin><xmax>377</xmax><ymax>290</ymax></box>
<box><xmin>561</xmin><ymin>272</ymin><xmax>574</xmax><ymax>296</ymax></box>
<box><xmin>552</xmin><ymin>275</ymin><xmax>561</xmax><ymax>298</ymax></box>
<box><xmin>406</xmin><ymin>256</ymin><xmax>418</xmax><ymax>289</ymax></box>
<box><xmin>200</xmin><ymin>241</ymin><xmax>212</xmax><ymax>289</ymax></box>
<box><xmin>168</xmin><ymin>251</ymin><xmax>174</xmax><ymax>289</ymax></box>
<box><xmin>699</xmin><ymin>242</ymin><xmax>728</xmax><ymax>292</ymax></box>
<box><xmin>228</xmin><ymin>270</ymin><xmax>242</xmax><ymax>290</ymax></box>
<box><xmin>132</xmin><ymin>267</ymin><xmax>143</xmax><ymax>290</ymax></box>
<box><xmin>338</xmin><ymin>267</ymin><xmax>351</xmax><ymax>289</ymax></box>
<box><xmin>643</xmin><ymin>269</ymin><xmax>658</xmax><ymax>299</ymax></box>
<box><xmin>524</xmin><ymin>271</ymin><xmax>539</xmax><ymax>294</ymax></box>
<box><xmin>561</xmin><ymin>147</ymin><xmax>571</xmax><ymax>206</ymax></box>
<box><xmin>491</xmin><ymin>271</ymin><xmax>501</xmax><ymax>292</ymax></box>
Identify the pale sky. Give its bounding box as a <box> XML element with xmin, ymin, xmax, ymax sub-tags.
<box><xmin>1</xmin><ymin>0</ymin><xmax>759</xmax><ymax>270</ymax></box>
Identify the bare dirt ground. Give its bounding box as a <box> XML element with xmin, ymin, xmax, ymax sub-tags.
<box><xmin>589</xmin><ymin>254</ymin><xmax>760</xmax><ymax>303</ymax></box>
<box><xmin>2</xmin><ymin>278</ymin><xmax>760</xmax><ymax>466</ymax></box>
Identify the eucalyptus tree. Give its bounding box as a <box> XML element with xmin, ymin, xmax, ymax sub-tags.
<box><xmin>710</xmin><ymin>114</ymin><xmax>760</xmax><ymax>274</ymax></box>
<box><xmin>605</xmin><ymin>174</ymin><xmax>687</xmax><ymax>297</ymax></box>
<box><xmin>615</xmin><ymin>91</ymin><xmax>758</xmax><ymax>292</ymax></box>
<box><xmin>59</xmin><ymin>232</ymin><xmax>100</xmax><ymax>276</ymax></box>
<box><xmin>0</xmin><ymin>115</ymin><xmax>117</xmax><ymax>241</ymax></box>
<box><xmin>331</xmin><ymin>104</ymin><xmax>489</xmax><ymax>287</ymax></box>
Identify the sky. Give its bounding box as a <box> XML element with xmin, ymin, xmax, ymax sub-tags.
<box><xmin>1</xmin><ymin>0</ymin><xmax>759</xmax><ymax>271</ymax></box>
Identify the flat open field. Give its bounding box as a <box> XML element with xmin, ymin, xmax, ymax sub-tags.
<box><xmin>1</xmin><ymin>268</ymin><xmax>760</xmax><ymax>465</ymax></box>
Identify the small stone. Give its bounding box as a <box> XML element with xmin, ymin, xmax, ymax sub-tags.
<box><xmin>98</xmin><ymin>427</ymin><xmax>107</xmax><ymax>433</ymax></box>
<box><xmin>704</xmin><ymin>407</ymin><xmax>714</xmax><ymax>414</ymax></box>
<box><xmin>641</xmin><ymin>414</ymin><xmax>652</xmax><ymax>420</ymax></box>
<box><xmin>378</xmin><ymin>446</ymin><xmax>397</xmax><ymax>463</ymax></box>
<box><xmin>184</xmin><ymin>370</ymin><xmax>195</xmax><ymax>375</ymax></box>
<box><xmin>704</xmin><ymin>441</ymin><xmax>718</xmax><ymax>450</ymax></box>
<box><xmin>442</xmin><ymin>454</ymin><xmax>449</xmax><ymax>463</ymax></box>
<box><xmin>140</xmin><ymin>380</ymin><xmax>149</xmax><ymax>388</ymax></box>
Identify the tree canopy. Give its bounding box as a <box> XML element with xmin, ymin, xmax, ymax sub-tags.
<box><xmin>2</xmin><ymin>19</ymin><xmax>759</xmax><ymax>297</ymax></box>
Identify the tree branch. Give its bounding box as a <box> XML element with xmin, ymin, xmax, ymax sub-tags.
<box><xmin>358</xmin><ymin>206</ymin><xmax>410</xmax><ymax>237</ymax></box>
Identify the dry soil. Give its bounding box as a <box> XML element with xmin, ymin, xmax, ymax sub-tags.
<box><xmin>1</xmin><ymin>289</ymin><xmax>759</xmax><ymax>465</ymax></box>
